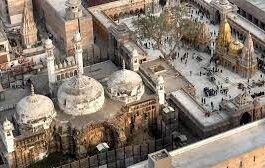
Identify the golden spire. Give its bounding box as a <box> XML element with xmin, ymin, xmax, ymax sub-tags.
<box><xmin>217</xmin><ymin>16</ymin><xmax>232</xmax><ymax>48</ymax></box>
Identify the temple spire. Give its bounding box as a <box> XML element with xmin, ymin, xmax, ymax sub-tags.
<box><xmin>21</xmin><ymin>0</ymin><xmax>38</xmax><ymax>48</ymax></box>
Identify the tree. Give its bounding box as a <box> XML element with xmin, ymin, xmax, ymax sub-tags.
<box><xmin>133</xmin><ymin>4</ymin><xmax>196</xmax><ymax>59</ymax></box>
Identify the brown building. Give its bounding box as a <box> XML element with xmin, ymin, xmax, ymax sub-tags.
<box><xmin>0</xmin><ymin>0</ymin><xmax>25</xmax><ymax>27</ymax></box>
<box><xmin>41</xmin><ymin>0</ymin><xmax>93</xmax><ymax>55</ymax></box>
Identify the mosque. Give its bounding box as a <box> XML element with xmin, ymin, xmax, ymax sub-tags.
<box><xmin>216</xmin><ymin>17</ymin><xmax>258</xmax><ymax>78</ymax></box>
<box><xmin>0</xmin><ymin>32</ymin><xmax>162</xmax><ymax>168</ymax></box>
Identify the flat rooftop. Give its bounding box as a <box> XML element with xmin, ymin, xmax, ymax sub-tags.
<box><xmin>129</xmin><ymin>119</ymin><xmax>265</xmax><ymax>168</ymax></box>
<box><xmin>171</xmin><ymin>89</ymin><xmax>228</xmax><ymax>127</ymax></box>
<box><xmin>246</xmin><ymin>0</ymin><xmax>265</xmax><ymax>12</ymax></box>
<box><xmin>140</xmin><ymin>59</ymin><xmax>194</xmax><ymax>95</ymax></box>
<box><xmin>227</xmin><ymin>13</ymin><xmax>265</xmax><ymax>42</ymax></box>
<box><xmin>46</xmin><ymin>0</ymin><xmax>67</xmax><ymax>18</ymax></box>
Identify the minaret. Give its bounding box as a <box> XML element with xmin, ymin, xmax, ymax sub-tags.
<box><xmin>21</xmin><ymin>0</ymin><xmax>38</xmax><ymax>48</ymax></box>
<box><xmin>156</xmin><ymin>75</ymin><xmax>165</xmax><ymax>105</ymax></box>
<box><xmin>65</xmin><ymin>0</ymin><xmax>83</xmax><ymax>20</ymax></box>
<box><xmin>45</xmin><ymin>38</ymin><xmax>56</xmax><ymax>94</ymax></box>
<box><xmin>73</xmin><ymin>32</ymin><xmax>84</xmax><ymax>75</ymax></box>
<box><xmin>0</xmin><ymin>118</ymin><xmax>15</xmax><ymax>153</ymax></box>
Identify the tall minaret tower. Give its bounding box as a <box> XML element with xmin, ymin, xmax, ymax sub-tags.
<box><xmin>0</xmin><ymin>118</ymin><xmax>15</xmax><ymax>153</ymax></box>
<box><xmin>156</xmin><ymin>75</ymin><xmax>165</xmax><ymax>105</ymax></box>
<box><xmin>65</xmin><ymin>0</ymin><xmax>83</xmax><ymax>20</ymax></box>
<box><xmin>21</xmin><ymin>0</ymin><xmax>38</xmax><ymax>48</ymax></box>
<box><xmin>45</xmin><ymin>38</ymin><xmax>56</xmax><ymax>94</ymax></box>
<box><xmin>73</xmin><ymin>32</ymin><xmax>84</xmax><ymax>74</ymax></box>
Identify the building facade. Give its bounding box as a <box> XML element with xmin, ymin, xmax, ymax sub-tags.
<box><xmin>216</xmin><ymin>18</ymin><xmax>258</xmax><ymax>78</ymax></box>
<box><xmin>42</xmin><ymin>0</ymin><xmax>93</xmax><ymax>55</ymax></box>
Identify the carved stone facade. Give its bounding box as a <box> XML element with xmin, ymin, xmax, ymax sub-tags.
<box><xmin>7</xmin><ymin>129</ymin><xmax>55</xmax><ymax>168</ymax></box>
<box><xmin>20</xmin><ymin>0</ymin><xmax>38</xmax><ymax>48</ymax></box>
<box><xmin>52</xmin><ymin>96</ymin><xmax>158</xmax><ymax>158</ymax></box>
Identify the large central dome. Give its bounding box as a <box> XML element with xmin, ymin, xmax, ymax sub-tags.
<box><xmin>57</xmin><ymin>74</ymin><xmax>105</xmax><ymax>116</ymax></box>
<box><xmin>106</xmin><ymin>65</ymin><xmax>144</xmax><ymax>104</ymax></box>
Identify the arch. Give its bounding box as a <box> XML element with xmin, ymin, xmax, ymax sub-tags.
<box><xmin>74</xmin><ymin>70</ymin><xmax>77</xmax><ymax>75</ymax></box>
<box><xmin>119</xmin><ymin>12</ymin><xmax>124</xmax><ymax>18</ymax></box>
<box><xmin>113</xmin><ymin>14</ymin><xmax>119</xmax><ymax>21</ymax></box>
<box><xmin>240</xmin><ymin>112</ymin><xmax>251</xmax><ymax>125</ymax></box>
<box><xmin>66</xmin><ymin>72</ymin><xmax>69</xmax><ymax>78</ymax></box>
<box><xmin>70</xmin><ymin>71</ymin><xmax>73</xmax><ymax>77</ymax></box>
<box><xmin>130</xmin><ymin>10</ymin><xmax>134</xmax><ymax>15</ymax></box>
<box><xmin>135</xmin><ymin>9</ymin><xmax>140</xmax><ymax>14</ymax></box>
<box><xmin>57</xmin><ymin>75</ymin><xmax>61</xmax><ymax>81</ymax></box>
<box><xmin>215</xmin><ymin>10</ymin><xmax>221</xmax><ymax>24</ymax></box>
<box><xmin>61</xmin><ymin>73</ymin><xmax>65</xmax><ymax>80</ymax></box>
<box><xmin>124</xmin><ymin>11</ymin><xmax>129</xmax><ymax>17</ymax></box>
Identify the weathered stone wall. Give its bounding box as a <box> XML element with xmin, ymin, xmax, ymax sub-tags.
<box><xmin>43</xmin><ymin>1</ymin><xmax>93</xmax><ymax>55</ymax></box>
<box><xmin>9</xmin><ymin>129</ymin><xmax>54</xmax><ymax>168</ymax></box>
<box><xmin>65</xmin><ymin>16</ymin><xmax>93</xmax><ymax>55</ymax></box>
<box><xmin>42</xmin><ymin>1</ymin><xmax>66</xmax><ymax>50</ymax></box>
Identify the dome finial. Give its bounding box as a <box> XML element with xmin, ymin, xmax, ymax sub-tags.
<box><xmin>31</xmin><ymin>84</ymin><xmax>35</xmax><ymax>95</ymax></box>
<box><xmin>122</xmin><ymin>60</ymin><xmax>126</xmax><ymax>70</ymax></box>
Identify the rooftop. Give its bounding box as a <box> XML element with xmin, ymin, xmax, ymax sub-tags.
<box><xmin>246</xmin><ymin>0</ymin><xmax>265</xmax><ymax>13</ymax></box>
<box><xmin>46</xmin><ymin>0</ymin><xmax>67</xmax><ymax>19</ymax></box>
<box><xmin>129</xmin><ymin>118</ymin><xmax>265</xmax><ymax>168</ymax></box>
<box><xmin>171</xmin><ymin>89</ymin><xmax>228</xmax><ymax>127</ymax></box>
<box><xmin>139</xmin><ymin>59</ymin><xmax>194</xmax><ymax>95</ymax></box>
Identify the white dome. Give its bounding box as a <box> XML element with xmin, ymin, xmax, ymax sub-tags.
<box><xmin>16</xmin><ymin>88</ymin><xmax>55</xmax><ymax>128</ymax></box>
<box><xmin>106</xmin><ymin>69</ymin><xmax>144</xmax><ymax>104</ymax></box>
<box><xmin>57</xmin><ymin>74</ymin><xmax>105</xmax><ymax>116</ymax></box>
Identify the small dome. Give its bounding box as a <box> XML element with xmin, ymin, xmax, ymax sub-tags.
<box><xmin>229</xmin><ymin>38</ymin><xmax>243</xmax><ymax>57</ymax></box>
<box><xmin>16</xmin><ymin>86</ymin><xmax>55</xmax><ymax>127</ymax></box>
<box><xmin>57</xmin><ymin>74</ymin><xmax>105</xmax><ymax>116</ymax></box>
<box><xmin>106</xmin><ymin>68</ymin><xmax>144</xmax><ymax>104</ymax></box>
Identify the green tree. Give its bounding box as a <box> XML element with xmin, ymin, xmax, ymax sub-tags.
<box><xmin>133</xmin><ymin>4</ymin><xmax>195</xmax><ymax>59</ymax></box>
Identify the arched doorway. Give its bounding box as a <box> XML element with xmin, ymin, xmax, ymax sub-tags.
<box><xmin>215</xmin><ymin>11</ymin><xmax>221</xmax><ymax>24</ymax></box>
<box><xmin>240</xmin><ymin>112</ymin><xmax>251</xmax><ymax>125</ymax></box>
